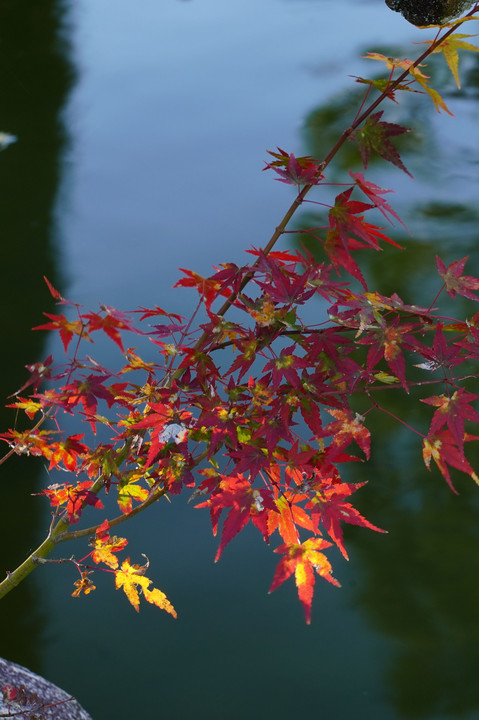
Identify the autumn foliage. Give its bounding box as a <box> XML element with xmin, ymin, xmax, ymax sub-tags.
<box><xmin>1</xmin><ymin>10</ymin><xmax>479</xmax><ymax>624</ymax></box>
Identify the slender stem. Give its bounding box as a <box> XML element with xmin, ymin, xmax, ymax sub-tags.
<box><xmin>368</xmin><ymin>394</ymin><xmax>425</xmax><ymax>437</ymax></box>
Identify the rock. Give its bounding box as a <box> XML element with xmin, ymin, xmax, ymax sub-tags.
<box><xmin>0</xmin><ymin>657</ymin><xmax>92</xmax><ymax>719</ymax></box>
<box><xmin>385</xmin><ymin>0</ymin><xmax>475</xmax><ymax>25</ymax></box>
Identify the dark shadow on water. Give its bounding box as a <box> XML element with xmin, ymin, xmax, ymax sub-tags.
<box><xmin>0</xmin><ymin>0</ymin><xmax>75</xmax><ymax>671</ymax></box>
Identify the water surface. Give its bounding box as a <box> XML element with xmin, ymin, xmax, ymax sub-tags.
<box><xmin>1</xmin><ymin>1</ymin><xmax>478</xmax><ymax>718</ymax></box>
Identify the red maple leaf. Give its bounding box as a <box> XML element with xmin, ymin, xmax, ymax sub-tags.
<box><xmin>307</xmin><ymin>482</ymin><xmax>387</xmax><ymax>559</ymax></box>
<box><xmin>323</xmin><ymin>227</ymin><xmax>368</xmax><ymax>288</ymax></box>
<box><xmin>83</xmin><ymin>307</ymin><xmax>139</xmax><ymax>352</ymax></box>
<box><xmin>352</xmin><ymin>111</ymin><xmax>412</xmax><ymax>176</ymax></box>
<box><xmin>321</xmin><ymin>408</ymin><xmax>371</xmax><ymax>461</ymax></box>
<box><xmin>133</xmin><ymin>305</ymin><xmax>184</xmax><ymax>323</ymax></box>
<box><xmin>267</xmin><ymin>491</ymin><xmax>315</xmax><ymax>545</ymax></box>
<box><xmin>254</xmin><ymin>253</ymin><xmax>317</xmax><ymax>305</ymax></box>
<box><xmin>43</xmin><ymin>479</ymin><xmax>104</xmax><ymax>523</ymax></box>
<box><xmin>251</xmin><ymin>402</ymin><xmax>296</xmax><ymax>455</ymax></box>
<box><xmin>0</xmin><ymin>428</ymin><xmax>53</xmax><ymax>458</ymax></box>
<box><xmin>46</xmin><ymin>434</ymin><xmax>89</xmax><ymax>472</ymax></box>
<box><xmin>349</xmin><ymin>171</ymin><xmax>406</xmax><ymax>229</ymax></box>
<box><xmin>131</xmin><ymin>403</ymin><xmax>189</xmax><ymax>468</ymax></box>
<box><xmin>57</xmin><ymin>374</ymin><xmax>122</xmax><ymax>432</ymax></box>
<box><xmin>422</xmin><ymin>429</ymin><xmax>479</xmax><ymax>493</ymax></box>
<box><xmin>414</xmin><ymin>322</ymin><xmax>463</xmax><ymax>373</ymax></box>
<box><xmin>263</xmin><ymin>147</ymin><xmax>324</xmax><ymax>187</ymax></box>
<box><xmin>196</xmin><ymin>474</ymin><xmax>275</xmax><ymax>561</ymax></box>
<box><xmin>269</xmin><ymin>538</ymin><xmax>340</xmax><ymax>624</ymax></box>
<box><xmin>34</xmin><ymin>314</ymin><xmax>91</xmax><ymax>353</ymax></box>
<box><xmin>359</xmin><ymin>317</ymin><xmax>419</xmax><ymax>390</ymax></box>
<box><xmin>329</xmin><ymin>188</ymin><xmax>401</xmax><ymax>250</ymax></box>
<box><xmin>436</xmin><ymin>256</ymin><xmax>479</xmax><ymax>301</ymax></box>
<box><xmin>11</xmin><ymin>355</ymin><xmax>54</xmax><ymax>396</ymax></box>
<box><xmin>262</xmin><ymin>346</ymin><xmax>304</xmax><ymax>390</ymax></box>
<box><xmin>173</xmin><ymin>269</ymin><xmax>231</xmax><ymax>312</ymax></box>
<box><xmin>421</xmin><ymin>389</ymin><xmax>479</xmax><ymax>456</ymax></box>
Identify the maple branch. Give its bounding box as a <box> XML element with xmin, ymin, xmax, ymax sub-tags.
<box><xmin>0</xmin><ymin>474</ymin><xmax>104</xmax><ymax>600</ymax></box>
<box><xmin>0</xmin><ymin>515</ymin><xmax>71</xmax><ymax>600</ymax></box>
<box><xmin>2</xmin><ymin>9</ymin><xmax>478</xmax><ymax>621</ymax></box>
<box><xmin>0</xmin><ymin>440</ymin><xmax>135</xmax><ymax>599</ymax></box>
<box><xmin>170</xmin><ymin>14</ymin><xmax>477</xmax><ymax>370</ymax></box>
<box><xmin>359</xmin><ymin>373</ymin><xmax>479</xmax><ymax>393</ymax></box>
<box><xmin>55</xmin><ymin>483</ymin><xmax>169</xmax><ymax>543</ymax></box>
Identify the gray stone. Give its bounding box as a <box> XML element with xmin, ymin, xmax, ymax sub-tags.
<box><xmin>385</xmin><ymin>0</ymin><xmax>475</xmax><ymax>25</ymax></box>
<box><xmin>0</xmin><ymin>658</ymin><xmax>92</xmax><ymax>719</ymax></box>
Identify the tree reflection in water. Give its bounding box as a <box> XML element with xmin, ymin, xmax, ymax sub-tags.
<box><xmin>296</xmin><ymin>46</ymin><xmax>479</xmax><ymax>719</ymax></box>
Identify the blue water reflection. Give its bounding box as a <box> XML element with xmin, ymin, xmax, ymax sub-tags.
<box><xmin>1</xmin><ymin>0</ymin><xmax>479</xmax><ymax>718</ymax></box>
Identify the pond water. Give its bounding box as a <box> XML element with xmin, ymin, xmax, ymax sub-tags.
<box><xmin>1</xmin><ymin>1</ymin><xmax>479</xmax><ymax>718</ymax></box>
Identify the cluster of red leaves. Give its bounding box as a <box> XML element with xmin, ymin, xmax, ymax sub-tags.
<box><xmin>3</xmin><ymin>204</ymin><xmax>479</xmax><ymax>620</ymax></box>
<box><xmin>3</xmin><ymin>32</ymin><xmax>479</xmax><ymax>621</ymax></box>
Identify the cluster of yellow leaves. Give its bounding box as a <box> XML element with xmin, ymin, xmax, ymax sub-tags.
<box><xmin>364</xmin><ymin>52</ymin><xmax>453</xmax><ymax>114</ymax></box>
<box><xmin>88</xmin><ymin>521</ymin><xmax>177</xmax><ymax>618</ymax></box>
<box><xmin>424</xmin><ymin>33</ymin><xmax>479</xmax><ymax>87</ymax></box>
<box><xmin>364</xmin><ymin>28</ymin><xmax>479</xmax><ymax>115</ymax></box>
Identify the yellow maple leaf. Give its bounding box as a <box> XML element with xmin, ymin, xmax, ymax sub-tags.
<box><xmin>143</xmin><ymin>587</ymin><xmax>178</xmax><ymax>618</ymax></box>
<box><xmin>363</xmin><ymin>51</ymin><xmax>455</xmax><ymax>114</ymax></box>
<box><xmin>114</xmin><ymin>558</ymin><xmax>177</xmax><ymax>617</ymax></box>
<box><xmin>117</xmin><ymin>481</ymin><xmax>150</xmax><ymax>514</ymax></box>
<box><xmin>120</xmin><ymin>348</ymin><xmax>156</xmax><ymax>373</ymax></box>
<box><xmin>426</xmin><ymin>33</ymin><xmax>479</xmax><ymax>88</ymax></box>
<box><xmin>408</xmin><ymin>66</ymin><xmax>454</xmax><ymax>115</ymax></box>
<box><xmin>115</xmin><ymin>558</ymin><xmax>150</xmax><ymax>611</ymax></box>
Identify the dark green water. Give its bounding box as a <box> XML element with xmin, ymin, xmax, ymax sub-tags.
<box><xmin>1</xmin><ymin>1</ymin><xmax>479</xmax><ymax>718</ymax></box>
